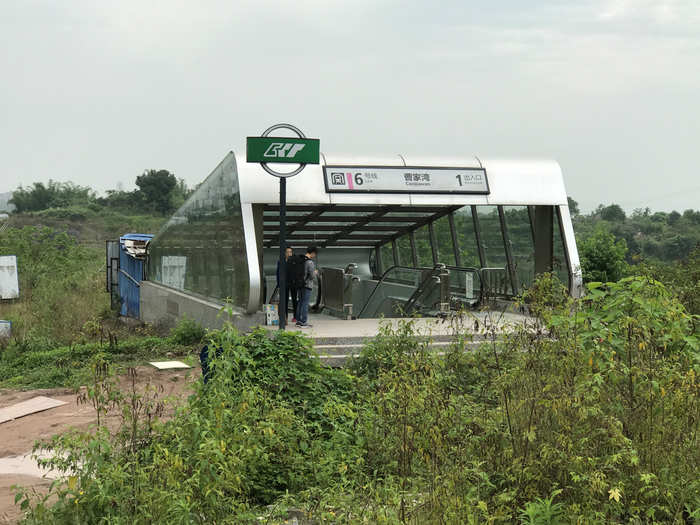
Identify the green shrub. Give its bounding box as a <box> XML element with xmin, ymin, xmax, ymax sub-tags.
<box><xmin>579</xmin><ymin>226</ymin><xmax>629</xmax><ymax>283</ymax></box>
<box><xmin>168</xmin><ymin>317</ymin><xmax>205</xmax><ymax>345</ymax></box>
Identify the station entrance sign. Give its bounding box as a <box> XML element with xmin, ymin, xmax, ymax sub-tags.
<box><xmin>323</xmin><ymin>166</ymin><xmax>489</xmax><ymax>194</ymax></box>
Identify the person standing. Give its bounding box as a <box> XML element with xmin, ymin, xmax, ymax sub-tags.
<box><xmin>295</xmin><ymin>245</ymin><xmax>318</xmax><ymax>328</ymax></box>
<box><xmin>276</xmin><ymin>247</ymin><xmax>297</xmax><ymax>322</ymax></box>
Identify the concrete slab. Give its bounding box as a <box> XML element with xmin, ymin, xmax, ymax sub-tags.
<box><xmin>149</xmin><ymin>361</ymin><xmax>191</xmax><ymax>370</ymax></box>
<box><xmin>0</xmin><ymin>451</ymin><xmax>63</xmax><ymax>479</ymax></box>
<box><xmin>0</xmin><ymin>396</ymin><xmax>67</xmax><ymax>424</ymax></box>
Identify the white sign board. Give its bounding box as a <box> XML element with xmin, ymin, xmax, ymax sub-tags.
<box><xmin>161</xmin><ymin>256</ymin><xmax>187</xmax><ymax>291</ymax></box>
<box><xmin>0</xmin><ymin>320</ymin><xmax>10</xmax><ymax>339</ymax></box>
<box><xmin>324</xmin><ymin>166</ymin><xmax>489</xmax><ymax>194</ymax></box>
<box><xmin>0</xmin><ymin>255</ymin><xmax>19</xmax><ymax>299</ymax></box>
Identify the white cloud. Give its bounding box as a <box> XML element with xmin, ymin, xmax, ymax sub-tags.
<box><xmin>597</xmin><ymin>0</ymin><xmax>700</xmax><ymax>25</ymax></box>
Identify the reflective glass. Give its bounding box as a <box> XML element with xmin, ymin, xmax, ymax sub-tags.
<box><xmin>380</xmin><ymin>244</ymin><xmax>394</xmax><ymax>269</ymax></box>
<box><xmin>147</xmin><ymin>153</ymin><xmax>250</xmax><ymax>307</ymax></box>
<box><xmin>396</xmin><ymin>235</ymin><xmax>412</xmax><ymax>266</ymax></box>
<box><xmin>432</xmin><ymin>215</ymin><xmax>456</xmax><ymax>266</ymax></box>
<box><xmin>413</xmin><ymin>225</ymin><xmax>433</xmax><ymax>267</ymax></box>
<box><xmin>453</xmin><ymin>207</ymin><xmax>481</xmax><ymax>267</ymax></box>
<box><xmin>476</xmin><ymin>206</ymin><xmax>507</xmax><ymax>268</ymax></box>
<box><xmin>503</xmin><ymin>206</ymin><xmax>535</xmax><ymax>289</ymax></box>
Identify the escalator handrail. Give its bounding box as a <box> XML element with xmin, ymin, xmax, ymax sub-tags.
<box><xmin>402</xmin><ymin>267</ymin><xmax>447</xmax><ymax>315</ymax></box>
<box><xmin>358</xmin><ymin>265</ymin><xmax>433</xmax><ymax>318</ymax></box>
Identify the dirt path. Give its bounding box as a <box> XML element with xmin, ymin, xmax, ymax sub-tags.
<box><xmin>0</xmin><ymin>366</ymin><xmax>200</xmax><ymax>524</ymax></box>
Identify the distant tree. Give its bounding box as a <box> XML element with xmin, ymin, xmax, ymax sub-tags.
<box><xmin>135</xmin><ymin>170</ymin><xmax>178</xmax><ymax>215</ymax></box>
<box><xmin>682</xmin><ymin>209</ymin><xmax>700</xmax><ymax>225</ymax></box>
<box><xmin>9</xmin><ymin>181</ymin><xmax>95</xmax><ymax>213</ymax></box>
<box><xmin>567</xmin><ymin>196</ymin><xmax>580</xmax><ymax>216</ymax></box>
<box><xmin>579</xmin><ymin>227</ymin><xmax>628</xmax><ymax>283</ymax></box>
<box><xmin>599</xmin><ymin>204</ymin><xmax>626</xmax><ymax>222</ymax></box>
<box><xmin>667</xmin><ymin>210</ymin><xmax>681</xmax><ymax>225</ymax></box>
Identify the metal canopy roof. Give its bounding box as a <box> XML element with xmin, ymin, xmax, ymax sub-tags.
<box><xmin>263</xmin><ymin>204</ymin><xmax>461</xmax><ymax>248</ymax></box>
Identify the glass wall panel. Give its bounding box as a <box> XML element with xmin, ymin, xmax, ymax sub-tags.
<box><xmin>453</xmin><ymin>207</ymin><xmax>481</xmax><ymax>267</ymax></box>
<box><xmin>476</xmin><ymin>206</ymin><xmax>513</xmax><ymax>296</ymax></box>
<box><xmin>477</xmin><ymin>206</ymin><xmax>507</xmax><ymax>268</ymax></box>
<box><xmin>432</xmin><ymin>215</ymin><xmax>457</xmax><ymax>266</ymax></box>
<box><xmin>503</xmin><ymin>206</ymin><xmax>535</xmax><ymax>289</ymax></box>
<box><xmin>414</xmin><ymin>225</ymin><xmax>433</xmax><ymax>267</ymax></box>
<box><xmin>380</xmin><ymin>244</ymin><xmax>394</xmax><ymax>271</ymax></box>
<box><xmin>147</xmin><ymin>153</ymin><xmax>250</xmax><ymax>307</ymax></box>
<box><xmin>396</xmin><ymin>235</ymin><xmax>412</xmax><ymax>267</ymax></box>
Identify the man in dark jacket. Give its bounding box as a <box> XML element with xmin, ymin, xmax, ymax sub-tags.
<box><xmin>295</xmin><ymin>245</ymin><xmax>317</xmax><ymax>328</ymax></box>
<box><xmin>276</xmin><ymin>247</ymin><xmax>299</xmax><ymax>323</ymax></box>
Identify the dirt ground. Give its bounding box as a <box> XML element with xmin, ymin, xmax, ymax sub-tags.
<box><xmin>0</xmin><ymin>366</ymin><xmax>200</xmax><ymax>524</ymax></box>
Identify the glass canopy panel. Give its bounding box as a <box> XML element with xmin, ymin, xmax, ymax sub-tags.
<box><xmin>503</xmin><ymin>206</ymin><xmax>536</xmax><ymax>290</ymax></box>
<box><xmin>147</xmin><ymin>153</ymin><xmax>249</xmax><ymax>307</ymax></box>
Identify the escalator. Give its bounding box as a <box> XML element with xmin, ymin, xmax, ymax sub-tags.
<box><xmin>357</xmin><ymin>264</ymin><xmax>483</xmax><ymax>319</ymax></box>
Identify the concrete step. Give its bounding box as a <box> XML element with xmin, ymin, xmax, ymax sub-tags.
<box><xmin>313</xmin><ymin>340</ymin><xmax>485</xmax><ymax>367</ymax></box>
<box><xmin>309</xmin><ymin>333</ymin><xmax>491</xmax><ymax>347</ymax></box>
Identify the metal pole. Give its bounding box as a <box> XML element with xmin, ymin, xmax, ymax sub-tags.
<box><xmin>278</xmin><ymin>177</ymin><xmax>287</xmax><ymax>330</ymax></box>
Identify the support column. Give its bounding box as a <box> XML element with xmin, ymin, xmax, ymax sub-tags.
<box><xmin>471</xmin><ymin>205</ymin><xmax>486</xmax><ymax>268</ymax></box>
<box><xmin>428</xmin><ymin>222</ymin><xmax>439</xmax><ymax>266</ymax></box>
<box><xmin>392</xmin><ymin>239</ymin><xmax>400</xmax><ymax>267</ymax></box>
<box><xmin>448</xmin><ymin>212</ymin><xmax>461</xmax><ymax>267</ymax></box>
<box><xmin>409</xmin><ymin>231</ymin><xmax>418</xmax><ymax>267</ymax></box>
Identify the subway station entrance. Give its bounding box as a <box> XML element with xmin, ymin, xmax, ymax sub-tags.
<box><xmin>141</xmin><ymin>152</ymin><xmax>581</xmax><ymax>336</ymax></box>
<box><xmin>261</xmin><ymin>201</ymin><xmax>576</xmax><ymax>322</ymax></box>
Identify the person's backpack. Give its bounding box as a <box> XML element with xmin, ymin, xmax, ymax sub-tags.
<box><xmin>286</xmin><ymin>254</ymin><xmax>306</xmax><ymax>288</ymax></box>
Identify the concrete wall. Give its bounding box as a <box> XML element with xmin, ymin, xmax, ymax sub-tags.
<box><xmin>140</xmin><ymin>281</ymin><xmax>264</xmax><ymax>331</ymax></box>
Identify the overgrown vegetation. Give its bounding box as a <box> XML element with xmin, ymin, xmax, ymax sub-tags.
<box><xmin>0</xmin><ymin>226</ymin><xmax>108</xmax><ymax>345</ymax></box>
<box><xmin>2</xmin><ymin>185</ymin><xmax>699</xmax><ymax>522</ymax></box>
<box><xmin>14</xmin><ymin>276</ymin><xmax>699</xmax><ymax>524</ymax></box>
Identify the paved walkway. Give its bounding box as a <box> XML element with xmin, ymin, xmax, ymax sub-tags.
<box><xmin>266</xmin><ymin>311</ymin><xmax>529</xmax><ymax>339</ymax></box>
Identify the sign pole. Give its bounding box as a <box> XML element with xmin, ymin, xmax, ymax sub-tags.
<box><xmin>278</xmin><ymin>177</ymin><xmax>287</xmax><ymax>330</ymax></box>
<box><xmin>246</xmin><ymin>123</ymin><xmax>319</xmax><ymax>330</ymax></box>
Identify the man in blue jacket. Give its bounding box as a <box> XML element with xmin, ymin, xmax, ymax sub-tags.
<box><xmin>295</xmin><ymin>245</ymin><xmax>318</xmax><ymax>328</ymax></box>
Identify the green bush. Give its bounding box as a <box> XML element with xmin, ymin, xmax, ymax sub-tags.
<box><xmin>168</xmin><ymin>317</ymin><xmax>205</xmax><ymax>346</ymax></box>
<box><xmin>579</xmin><ymin>226</ymin><xmax>629</xmax><ymax>283</ymax></box>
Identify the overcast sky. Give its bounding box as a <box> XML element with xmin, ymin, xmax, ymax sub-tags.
<box><xmin>2</xmin><ymin>0</ymin><xmax>699</xmax><ymax>212</ymax></box>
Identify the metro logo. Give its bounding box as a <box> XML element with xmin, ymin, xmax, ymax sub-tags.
<box><xmin>263</xmin><ymin>143</ymin><xmax>306</xmax><ymax>159</ymax></box>
<box><xmin>247</xmin><ymin>136</ymin><xmax>320</xmax><ymax>164</ymax></box>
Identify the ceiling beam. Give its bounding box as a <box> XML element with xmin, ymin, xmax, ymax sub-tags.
<box><xmin>263</xmin><ymin>225</ymin><xmax>401</xmax><ymax>232</ymax></box>
<box><xmin>374</xmin><ymin>205</ymin><xmax>463</xmax><ymax>247</ymax></box>
<box><xmin>320</xmin><ymin>206</ymin><xmax>396</xmax><ymax>248</ymax></box>
<box><xmin>265</xmin><ymin>204</ymin><xmax>336</xmax><ymax>248</ymax></box>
